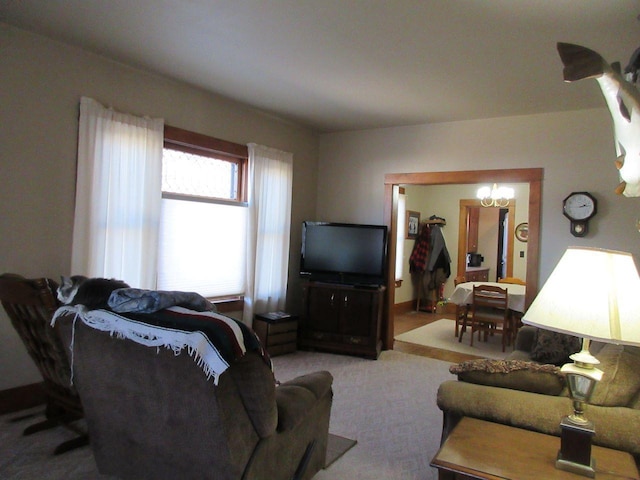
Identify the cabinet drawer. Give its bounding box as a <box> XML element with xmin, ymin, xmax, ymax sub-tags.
<box><xmin>343</xmin><ymin>335</ymin><xmax>372</xmax><ymax>346</ymax></box>
<box><xmin>268</xmin><ymin>343</ymin><xmax>297</xmax><ymax>356</ymax></box>
<box><xmin>465</xmin><ymin>269</ymin><xmax>489</xmax><ymax>282</ymax></box>
<box><xmin>268</xmin><ymin>320</ymin><xmax>297</xmax><ymax>335</ymax></box>
<box><xmin>267</xmin><ymin>331</ymin><xmax>297</xmax><ymax>346</ymax></box>
<box><xmin>305</xmin><ymin>330</ymin><xmax>371</xmax><ymax>347</ymax></box>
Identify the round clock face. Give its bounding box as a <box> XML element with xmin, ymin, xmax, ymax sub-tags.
<box><xmin>563</xmin><ymin>192</ymin><xmax>596</xmax><ymax>221</ymax></box>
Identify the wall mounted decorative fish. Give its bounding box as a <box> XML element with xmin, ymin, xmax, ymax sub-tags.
<box><xmin>557</xmin><ymin>42</ymin><xmax>640</xmax><ymax>197</ymax></box>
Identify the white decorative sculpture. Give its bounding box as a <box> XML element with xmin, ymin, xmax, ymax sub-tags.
<box><xmin>557</xmin><ymin>43</ymin><xmax>640</xmax><ymax>197</ymax></box>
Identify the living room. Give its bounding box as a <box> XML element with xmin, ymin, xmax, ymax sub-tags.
<box><xmin>1</xmin><ymin>2</ymin><xmax>640</xmax><ymax>479</ymax></box>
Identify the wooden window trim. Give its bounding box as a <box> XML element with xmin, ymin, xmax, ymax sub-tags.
<box><xmin>163</xmin><ymin>125</ymin><xmax>249</xmax><ymax>203</ymax></box>
<box><xmin>164</xmin><ymin>125</ymin><xmax>248</xmax><ymax>159</ymax></box>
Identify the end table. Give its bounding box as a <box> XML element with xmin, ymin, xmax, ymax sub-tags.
<box><xmin>431</xmin><ymin>417</ymin><xmax>639</xmax><ymax>480</ymax></box>
<box><xmin>253</xmin><ymin>312</ymin><xmax>298</xmax><ymax>356</ymax></box>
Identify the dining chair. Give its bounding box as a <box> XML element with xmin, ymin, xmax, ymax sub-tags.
<box><xmin>453</xmin><ymin>275</ymin><xmax>469</xmax><ymax>338</ymax></box>
<box><xmin>467</xmin><ymin>284</ymin><xmax>510</xmax><ymax>352</ymax></box>
<box><xmin>497</xmin><ymin>277</ymin><xmax>525</xmax><ymax>339</ymax></box>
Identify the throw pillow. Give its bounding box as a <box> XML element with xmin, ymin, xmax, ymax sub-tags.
<box><xmin>530</xmin><ymin>329</ymin><xmax>581</xmax><ymax>365</ymax></box>
<box><xmin>590</xmin><ymin>344</ymin><xmax>640</xmax><ymax>407</ymax></box>
<box><xmin>450</xmin><ymin>358</ymin><xmax>566</xmax><ymax>395</ymax></box>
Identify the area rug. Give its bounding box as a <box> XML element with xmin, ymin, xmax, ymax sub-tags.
<box><xmin>326</xmin><ymin>433</ymin><xmax>357</xmax><ymax>467</ymax></box>
<box><xmin>394</xmin><ymin>318</ymin><xmax>509</xmax><ymax>360</ymax></box>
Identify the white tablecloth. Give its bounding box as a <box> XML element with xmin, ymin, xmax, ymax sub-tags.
<box><xmin>449</xmin><ymin>281</ymin><xmax>526</xmax><ymax>313</ymax></box>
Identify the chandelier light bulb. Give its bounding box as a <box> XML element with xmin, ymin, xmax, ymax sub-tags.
<box><xmin>477</xmin><ymin>183</ymin><xmax>514</xmax><ymax>207</ymax></box>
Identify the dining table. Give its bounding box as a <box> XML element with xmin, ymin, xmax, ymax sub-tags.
<box><xmin>449</xmin><ymin>281</ymin><xmax>526</xmax><ymax>313</ymax></box>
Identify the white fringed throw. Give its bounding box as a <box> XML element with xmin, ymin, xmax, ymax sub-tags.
<box><xmin>52</xmin><ymin>305</ymin><xmax>247</xmax><ymax>385</ymax></box>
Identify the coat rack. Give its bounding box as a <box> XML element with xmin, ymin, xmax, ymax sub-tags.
<box><xmin>414</xmin><ymin>216</ymin><xmax>448</xmax><ymax>312</ymax></box>
<box><xmin>424</xmin><ymin>219</ymin><xmax>446</xmax><ymax>227</ymax></box>
<box><xmin>425</xmin><ymin>215</ymin><xmax>446</xmax><ymax>226</ymax></box>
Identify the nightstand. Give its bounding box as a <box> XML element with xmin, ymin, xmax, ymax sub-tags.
<box><xmin>253</xmin><ymin>312</ymin><xmax>298</xmax><ymax>356</ymax></box>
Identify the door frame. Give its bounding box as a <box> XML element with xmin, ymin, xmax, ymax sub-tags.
<box><xmin>382</xmin><ymin>168</ymin><xmax>543</xmax><ymax>350</ymax></box>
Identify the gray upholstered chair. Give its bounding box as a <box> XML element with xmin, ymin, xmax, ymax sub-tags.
<box><xmin>55</xmin><ymin>308</ymin><xmax>333</xmax><ymax>480</ymax></box>
<box><xmin>0</xmin><ymin>273</ymin><xmax>87</xmax><ymax>454</ymax></box>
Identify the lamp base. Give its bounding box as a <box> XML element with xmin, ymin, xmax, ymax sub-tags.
<box><xmin>556</xmin><ymin>416</ymin><xmax>596</xmax><ymax>478</ymax></box>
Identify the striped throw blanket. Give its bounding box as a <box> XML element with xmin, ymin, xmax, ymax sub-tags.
<box><xmin>53</xmin><ymin>305</ymin><xmax>271</xmax><ymax>385</ymax></box>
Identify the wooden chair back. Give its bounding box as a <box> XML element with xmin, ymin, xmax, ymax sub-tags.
<box><xmin>0</xmin><ymin>273</ymin><xmax>87</xmax><ymax>454</ymax></box>
<box><xmin>469</xmin><ymin>284</ymin><xmax>510</xmax><ymax>351</ymax></box>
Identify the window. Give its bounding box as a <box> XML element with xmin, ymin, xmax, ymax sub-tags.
<box><xmin>395</xmin><ymin>188</ymin><xmax>406</xmax><ymax>285</ymax></box>
<box><xmin>157</xmin><ymin>126</ymin><xmax>249</xmax><ymax>299</ymax></box>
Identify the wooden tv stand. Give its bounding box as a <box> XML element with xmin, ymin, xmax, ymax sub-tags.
<box><xmin>299</xmin><ymin>281</ymin><xmax>385</xmax><ymax>359</ymax></box>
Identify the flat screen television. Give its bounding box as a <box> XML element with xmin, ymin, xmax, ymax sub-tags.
<box><xmin>300</xmin><ymin>221</ymin><xmax>388</xmax><ymax>287</ymax></box>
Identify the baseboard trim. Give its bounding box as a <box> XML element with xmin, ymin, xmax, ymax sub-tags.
<box><xmin>0</xmin><ymin>382</ymin><xmax>46</xmax><ymax>415</ymax></box>
<box><xmin>394</xmin><ymin>300</ymin><xmax>416</xmax><ymax>315</ymax></box>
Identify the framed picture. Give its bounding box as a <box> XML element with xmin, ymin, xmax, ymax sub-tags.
<box><xmin>406</xmin><ymin>211</ymin><xmax>420</xmax><ymax>239</ymax></box>
<box><xmin>515</xmin><ymin>222</ymin><xmax>529</xmax><ymax>242</ymax></box>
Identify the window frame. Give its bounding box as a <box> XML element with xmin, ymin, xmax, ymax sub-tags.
<box><xmin>163</xmin><ymin>125</ymin><xmax>248</xmax><ymax>204</ymax></box>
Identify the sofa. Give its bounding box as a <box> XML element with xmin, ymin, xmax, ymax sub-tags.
<box><xmin>54</xmin><ymin>306</ymin><xmax>333</xmax><ymax>480</ymax></box>
<box><xmin>437</xmin><ymin>326</ymin><xmax>640</xmax><ymax>464</ymax></box>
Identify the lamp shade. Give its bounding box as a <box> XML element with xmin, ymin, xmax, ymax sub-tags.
<box><xmin>522</xmin><ymin>247</ymin><xmax>640</xmax><ymax>346</ymax></box>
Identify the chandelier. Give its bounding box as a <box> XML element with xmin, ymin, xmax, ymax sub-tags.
<box><xmin>477</xmin><ymin>183</ymin><xmax>514</xmax><ymax>207</ymax></box>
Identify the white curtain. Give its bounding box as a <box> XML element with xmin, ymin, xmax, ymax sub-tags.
<box><xmin>71</xmin><ymin>97</ymin><xmax>164</xmax><ymax>288</ymax></box>
<box><xmin>243</xmin><ymin>144</ymin><xmax>293</xmax><ymax>323</ymax></box>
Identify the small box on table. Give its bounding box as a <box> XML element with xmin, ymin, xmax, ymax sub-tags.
<box><xmin>253</xmin><ymin>312</ymin><xmax>298</xmax><ymax>356</ymax></box>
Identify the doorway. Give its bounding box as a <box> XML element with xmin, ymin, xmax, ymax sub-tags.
<box><xmin>457</xmin><ymin>199</ymin><xmax>516</xmax><ymax>282</ymax></box>
<box><xmin>382</xmin><ymin>168</ymin><xmax>543</xmax><ymax>350</ymax></box>
<box><xmin>497</xmin><ymin>208</ymin><xmax>509</xmax><ymax>280</ymax></box>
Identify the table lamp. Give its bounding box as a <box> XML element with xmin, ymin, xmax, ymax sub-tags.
<box><xmin>522</xmin><ymin>246</ymin><xmax>640</xmax><ymax>478</ymax></box>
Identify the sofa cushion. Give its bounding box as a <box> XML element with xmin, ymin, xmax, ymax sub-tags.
<box><xmin>450</xmin><ymin>358</ymin><xmax>566</xmax><ymax>395</ymax></box>
<box><xmin>530</xmin><ymin>329</ymin><xmax>581</xmax><ymax>365</ymax></box>
<box><xmin>590</xmin><ymin>344</ymin><xmax>640</xmax><ymax>407</ymax></box>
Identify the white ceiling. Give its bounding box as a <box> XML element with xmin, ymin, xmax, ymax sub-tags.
<box><xmin>1</xmin><ymin>1</ymin><xmax>639</xmax><ymax>133</ymax></box>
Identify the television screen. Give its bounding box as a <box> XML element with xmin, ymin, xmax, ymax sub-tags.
<box><xmin>300</xmin><ymin>221</ymin><xmax>388</xmax><ymax>286</ymax></box>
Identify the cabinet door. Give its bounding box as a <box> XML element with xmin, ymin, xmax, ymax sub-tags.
<box><xmin>306</xmin><ymin>286</ymin><xmax>340</xmax><ymax>333</ymax></box>
<box><xmin>339</xmin><ymin>290</ymin><xmax>374</xmax><ymax>337</ymax></box>
<box><xmin>467</xmin><ymin>207</ymin><xmax>479</xmax><ymax>253</ymax></box>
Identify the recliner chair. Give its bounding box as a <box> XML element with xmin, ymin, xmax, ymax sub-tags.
<box><xmin>54</xmin><ymin>307</ymin><xmax>333</xmax><ymax>480</ymax></box>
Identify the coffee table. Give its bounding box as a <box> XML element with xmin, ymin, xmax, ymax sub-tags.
<box><xmin>431</xmin><ymin>417</ymin><xmax>639</xmax><ymax>480</ymax></box>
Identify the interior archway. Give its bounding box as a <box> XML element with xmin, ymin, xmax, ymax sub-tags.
<box><xmin>382</xmin><ymin>168</ymin><xmax>543</xmax><ymax>350</ymax></box>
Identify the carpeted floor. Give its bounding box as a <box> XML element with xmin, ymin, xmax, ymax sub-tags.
<box><xmin>272</xmin><ymin>350</ymin><xmax>453</xmax><ymax>479</ymax></box>
<box><xmin>0</xmin><ymin>350</ymin><xmax>454</xmax><ymax>479</ymax></box>
<box><xmin>394</xmin><ymin>318</ymin><xmax>510</xmax><ymax>360</ymax></box>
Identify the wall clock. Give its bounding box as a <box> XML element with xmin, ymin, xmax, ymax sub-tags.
<box><xmin>515</xmin><ymin>222</ymin><xmax>528</xmax><ymax>242</ymax></box>
<box><xmin>562</xmin><ymin>192</ymin><xmax>597</xmax><ymax>237</ymax></box>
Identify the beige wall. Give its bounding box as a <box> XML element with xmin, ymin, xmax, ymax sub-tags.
<box><xmin>4</xmin><ymin>22</ymin><xmax>640</xmax><ymax>391</ymax></box>
<box><xmin>318</xmin><ymin>110</ymin><xmax>640</xmax><ymax>297</ymax></box>
<box><xmin>0</xmin><ymin>24</ymin><xmax>319</xmax><ymax>390</ymax></box>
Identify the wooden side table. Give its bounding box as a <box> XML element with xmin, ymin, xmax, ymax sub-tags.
<box><xmin>253</xmin><ymin>312</ymin><xmax>298</xmax><ymax>356</ymax></box>
<box><xmin>431</xmin><ymin>417</ymin><xmax>639</xmax><ymax>480</ymax></box>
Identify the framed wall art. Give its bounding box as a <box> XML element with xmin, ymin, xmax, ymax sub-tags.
<box><xmin>406</xmin><ymin>211</ymin><xmax>420</xmax><ymax>239</ymax></box>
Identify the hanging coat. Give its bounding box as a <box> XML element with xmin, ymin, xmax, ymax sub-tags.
<box><xmin>409</xmin><ymin>224</ymin><xmax>431</xmax><ymax>273</ymax></box>
<box><xmin>427</xmin><ymin>225</ymin><xmax>451</xmax><ymax>278</ymax></box>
